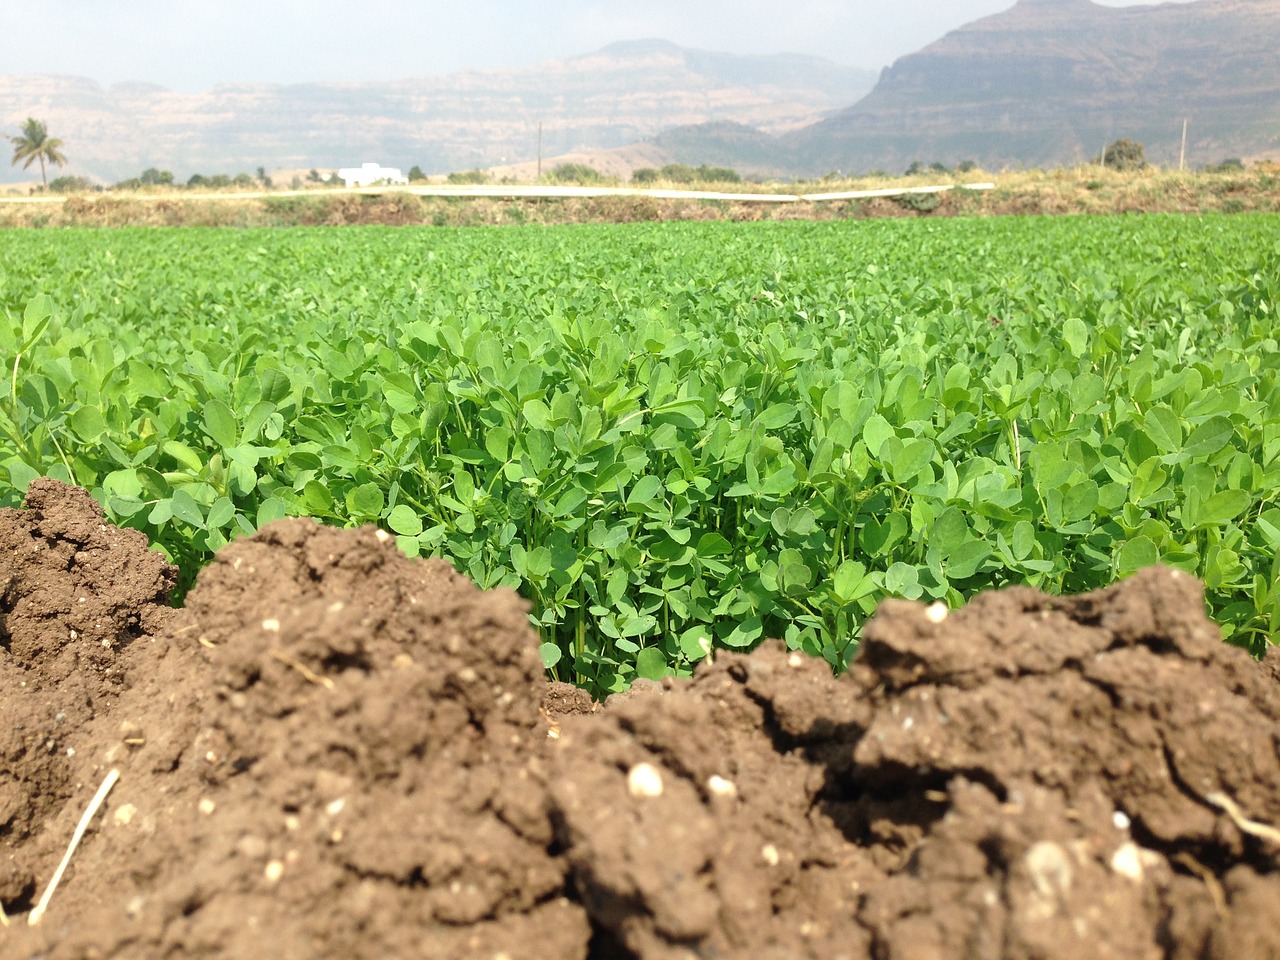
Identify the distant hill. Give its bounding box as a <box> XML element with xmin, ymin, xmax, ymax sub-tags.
<box><xmin>657</xmin><ymin>0</ymin><xmax>1280</xmax><ymax>176</ymax></box>
<box><xmin>0</xmin><ymin>43</ymin><xmax>876</xmax><ymax>184</ymax></box>
<box><xmin>652</xmin><ymin>122</ymin><xmax>793</xmax><ymax>175</ymax></box>
<box><xmin>795</xmin><ymin>0</ymin><xmax>1280</xmax><ymax>172</ymax></box>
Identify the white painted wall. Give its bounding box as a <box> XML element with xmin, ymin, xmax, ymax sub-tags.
<box><xmin>338</xmin><ymin>162</ymin><xmax>408</xmax><ymax>188</ymax></box>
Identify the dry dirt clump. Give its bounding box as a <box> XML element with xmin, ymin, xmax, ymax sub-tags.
<box><xmin>3</xmin><ymin>479</ymin><xmax>1280</xmax><ymax>959</ymax></box>
<box><xmin>0</xmin><ymin>478</ymin><xmax>179</xmax><ymax>911</ymax></box>
<box><xmin>4</xmin><ymin>484</ymin><xmax>586</xmax><ymax>960</ymax></box>
<box><xmin>844</xmin><ymin>578</ymin><xmax>1280</xmax><ymax>958</ymax></box>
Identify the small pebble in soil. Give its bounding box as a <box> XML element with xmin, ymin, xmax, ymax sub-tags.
<box><xmin>627</xmin><ymin>763</ymin><xmax>664</xmax><ymax>798</ymax></box>
<box><xmin>925</xmin><ymin>602</ymin><xmax>949</xmax><ymax>623</ymax></box>
<box><xmin>707</xmin><ymin>775</ymin><xmax>738</xmax><ymax>798</ymax></box>
<box><xmin>1110</xmin><ymin>842</ymin><xmax>1145</xmax><ymax>881</ymax></box>
<box><xmin>1024</xmin><ymin>841</ymin><xmax>1073</xmax><ymax>898</ymax></box>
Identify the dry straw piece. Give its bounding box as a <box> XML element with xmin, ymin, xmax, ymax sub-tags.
<box><xmin>27</xmin><ymin>768</ymin><xmax>121</xmax><ymax>926</ymax></box>
<box><xmin>270</xmin><ymin>649</ymin><xmax>336</xmax><ymax>690</ymax></box>
<box><xmin>1206</xmin><ymin>791</ymin><xmax>1280</xmax><ymax>847</ymax></box>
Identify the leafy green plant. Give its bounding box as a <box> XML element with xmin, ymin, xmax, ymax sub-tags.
<box><xmin>893</xmin><ymin>191</ymin><xmax>942</xmax><ymax>213</ymax></box>
<box><xmin>1</xmin><ymin>215</ymin><xmax>1278</xmax><ymax>696</ymax></box>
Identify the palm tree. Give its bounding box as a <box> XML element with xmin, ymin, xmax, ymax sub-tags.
<box><xmin>9</xmin><ymin>118</ymin><xmax>67</xmax><ymax>188</ymax></box>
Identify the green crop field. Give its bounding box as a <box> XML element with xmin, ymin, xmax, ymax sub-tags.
<box><xmin>2</xmin><ymin>215</ymin><xmax>1278</xmax><ymax>695</ymax></box>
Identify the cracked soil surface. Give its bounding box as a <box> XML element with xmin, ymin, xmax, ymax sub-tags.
<box><xmin>3</xmin><ymin>478</ymin><xmax>1280</xmax><ymax>958</ymax></box>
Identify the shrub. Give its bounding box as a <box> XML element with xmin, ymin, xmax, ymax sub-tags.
<box><xmin>447</xmin><ymin>169</ymin><xmax>490</xmax><ymax>185</ymax></box>
<box><xmin>547</xmin><ymin>163</ymin><xmax>601</xmax><ymax>184</ymax></box>
<box><xmin>695</xmin><ymin>165</ymin><xmax>741</xmax><ymax>184</ymax></box>
<box><xmin>47</xmin><ymin>175</ymin><xmax>95</xmax><ymax>194</ymax></box>
<box><xmin>1100</xmin><ymin>139</ymin><xmax>1148</xmax><ymax>172</ymax></box>
<box><xmin>188</xmin><ymin>174</ymin><xmax>234</xmax><ymax>189</ymax></box>
<box><xmin>894</xmin><ymin>191</ymin><xmax>942</xmax><ymax>213</ymax></box>
<box><xmin>1203</xmin><ymin>158</ymin><xmax>1245</xmax><ymax>174</ymax></box>
<box><xmin>631</xmin><ymin>164</ymin><xmax>742</xmax><ymax>185</ymax></box>
<box><xmin>140</xmin><ymin>168</ymin><xmax>175</xmax><ymax>186</ymax></box>
<box><xmin>408</xmin><ymin>165</ymin><xmax>427</xmax><ymax>182</ymax></box>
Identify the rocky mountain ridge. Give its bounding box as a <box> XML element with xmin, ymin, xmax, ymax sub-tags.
<box><xmin>794</xmin><ymin>0</ymin><xmax>1280</xmax><ymax>172</ymax></box>
<box><xmin>660</xmin><ymin>0</ymin><xmax>1280</xmax><ymax>175</ymax></box>
<box><xmin>0</xmin><ymin>42</ymin><xmax>875</xmax><ymax>184</ymax></box>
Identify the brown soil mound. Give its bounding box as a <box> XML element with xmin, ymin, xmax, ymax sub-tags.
<box><xmin>3</xmin><ymin>480</ymin><xmax>1280</xmax><ymax>958</ymax></box>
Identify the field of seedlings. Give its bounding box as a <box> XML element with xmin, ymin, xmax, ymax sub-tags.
<box><xmin>4</xmin><ymin>213</ymin><xmax>1280</xmax><ymax>958</ymax></box>
<box><xmin>3</xmin><ymin>215</ymin><xmax>1279</xmax><ymax>689</ymax></box>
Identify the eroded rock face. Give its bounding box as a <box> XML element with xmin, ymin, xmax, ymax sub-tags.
<box><xmin>4</xmin><ymin>482</ymin><xmax>1280</xmax><ymax>959</ymax></box>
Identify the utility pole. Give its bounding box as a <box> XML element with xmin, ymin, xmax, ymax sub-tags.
<box><xmin>537</xmin><ymin>122</ymin><xmax>543</xmax><ymax>181</ymax></box>
<box><xmin>1179</xmin><ymin>118</ymin><xmax>1188</xmax><ymax>171</ymax></box>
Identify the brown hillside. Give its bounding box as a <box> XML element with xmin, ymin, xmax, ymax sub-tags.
<box><xmin>788</xmin><ymin>0</ymin><xmax>1280</xmax><ymax>173</ymax></box>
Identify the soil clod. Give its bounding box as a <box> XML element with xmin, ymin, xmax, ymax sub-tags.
<box><xmin>3</xmin><ymin>480</ymin><xmax>1280</xmax><ymax>958</ymax></box>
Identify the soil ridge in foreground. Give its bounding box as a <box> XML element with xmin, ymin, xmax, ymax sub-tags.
<box><xmin>2</xmin><ymin>478</ymin><xmax>1279</xmax><ymax>958</ymax></box>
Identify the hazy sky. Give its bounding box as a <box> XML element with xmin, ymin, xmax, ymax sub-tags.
<box><xmin>2</xmin><ymin>0</ymin><xmax>1194</xmax><ymax>90</ymax></box>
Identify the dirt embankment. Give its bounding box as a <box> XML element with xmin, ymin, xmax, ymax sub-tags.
<box><xmin>2</xmin><ymin>167</ymin><xmax>1278</xmax><ymax>227</ymax></box>
<box><xmin>3</xmin><ymin>478</ymin><xmax>1280</xmax><ymax>958</ymax></box>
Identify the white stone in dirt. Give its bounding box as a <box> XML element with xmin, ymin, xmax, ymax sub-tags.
<box><xmin>627</xmin><ymin>762</ymin><xmax>664</xmax><ymax>798</ymax></box>
<box><xmin>925</xmin><ymin>602</ymin><xmax>949</xmax><ymax>624</ymax></box>
<box><xmin>707</xmin><ymin>775</ymin><xmax>737</xmax><ymax>797</ymax></box>
<box><xmin>1025</xmin><ymin>841</ymin><xmax>1073</xmax><ymax>898</ymax></box>
<box><xmin>1110</xmin><ymin>842</ymin><xmax>1145</xmax><ymax>881</ymax></box>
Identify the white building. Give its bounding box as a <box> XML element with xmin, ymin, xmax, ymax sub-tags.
<box><xmin>338</xmin><ymin>162</ymin><xmax>409</xmax><ymax>188</ymax></box>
